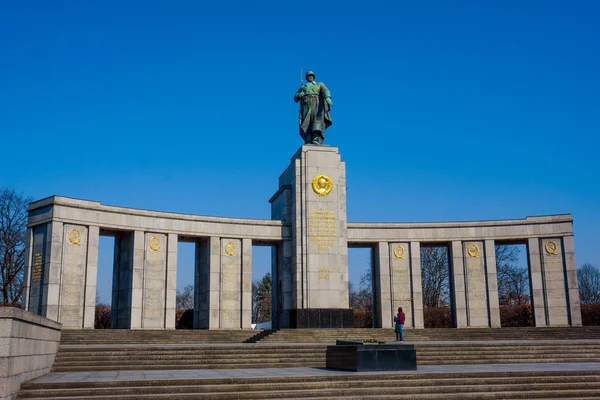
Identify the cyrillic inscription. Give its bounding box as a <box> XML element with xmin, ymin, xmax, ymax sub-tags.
<box><xmin>309</xmin><ymin>209</ymin><xmax>337</xmax><ymax>250</ymax></box>
<box><xmin>31</xmin><ymin>253</ymin><xmax>43</xmax><ymax>282</ymax></box>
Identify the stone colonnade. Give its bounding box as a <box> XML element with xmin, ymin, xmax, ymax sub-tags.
<box><xmin>24</xmin><ymin>196</ymin><xmax>284</xmax><ymax>329</ymax></box>
<box><xmin>25</xmin><ymin>145</ymin><xmax>581</xmax><ymax>330</ymax></box>
<box><xmin>25</xmin><ymin>196</ymin><xmax>581</xmax><ymax>330</ymax></box>
<box><xmin>349</xmin><ymin>216</ymin><xmax>581</xmax><ymax>329</ymax></box>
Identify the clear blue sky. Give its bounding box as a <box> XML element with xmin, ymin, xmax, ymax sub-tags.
<box><xmin>1</xmin><ymin>1</ymin><xmax>598</xmax><ymax>304</ymax></box>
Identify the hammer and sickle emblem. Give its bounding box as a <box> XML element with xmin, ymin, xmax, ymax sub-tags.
<box><xmin>149</xmin><ymin>236</ymin><xmax>161</xmax><ymax>251</ymax></box>
<box><xmin>545</xmin><ymin>240</ymin><xmax>558</xmax><ymax>255</ymax></box>
<box><xmin>225</xmin><ymin>241</ymin><xmax>237</xmax><ymax>257</ymax></box>
<box><xmin>68</xmin><ymin>228</ymin><xmax>81</xmax><ymax>245</ymax></box>
<box><xmin>467</xmin><ymin>243</ymin><xmax>480</xmax><ymax>258</ymax></box>
<box><xmin>393</xmin><ymin>244</ymin><xmax>405</xmax><ymax>259</ymax></box>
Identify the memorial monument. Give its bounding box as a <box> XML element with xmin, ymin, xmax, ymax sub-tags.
<box><xmin>22</xmin><ymin>72</ymin><xmax>582</xmax><ymax>330</ymax></box>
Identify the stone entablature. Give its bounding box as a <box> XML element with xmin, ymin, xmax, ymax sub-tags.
<box><xmin>28</xmin><ymin>196</ymin><xmax>288</xmax><ymax>241</ymax></box>
<box><xmin>347</xmin><ymin>215</ymin><xmax>573</xmax><ymax>243</ymax></box>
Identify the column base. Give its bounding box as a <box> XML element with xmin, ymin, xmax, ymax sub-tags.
<box><xmin>289</xmin><ymin>308</ymin><xmax>354</xmax><ymax>328</ymax></box>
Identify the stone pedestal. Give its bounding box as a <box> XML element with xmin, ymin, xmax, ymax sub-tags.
<box><xmin>326</xmin><ymin>340</ymin><xmax>417</xmax><ymax>372</ymax></box>
<box><xmin>270</xmin><ymin>145</ymin><xmax>350</xmax><ymax>328</ymax></box>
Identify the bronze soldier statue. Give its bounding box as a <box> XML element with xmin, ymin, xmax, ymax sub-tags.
<box><xmin>294</xmin><ymin>71</ymin><xmax>332</xmax><ymax>145</ymax></box>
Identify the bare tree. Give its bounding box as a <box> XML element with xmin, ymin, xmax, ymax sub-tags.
<box><xmin>495</xmin><ymin>245</ymin><xmax>529</xmax><ymax>305</ymax></box>
<box><xmin>421</xmin><ymin>246</ymin><xmax>450</xmax><ymax>307</ymax></box>
<box><xmin>349</xmin><ymin>269</ymin><xmax>372</xmax><ymax>310</ymax></box>
<box><xmin>176</xmin><ymin>284</ymin><xmax>194</xmax><ymax>310</ymax></box>
<box><xmin>578</xmin><ymin>263</ymin><xmax>600</xmax><ymax>304</ymax></box>
<box><xmin>252</xmin><ymin>273</ymin><xmax>271</xmax><ymax>323</ymax></box>
<box><xmin>0</xmin><ymin>189</ymin><xmax>32</xmax><ymax>306</ymax></box>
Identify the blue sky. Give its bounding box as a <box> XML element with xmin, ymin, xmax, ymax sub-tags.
<box><xmin>1</xmin><ymin>1</ymin><xmax>598</xmax><ymax>303</ymax></box>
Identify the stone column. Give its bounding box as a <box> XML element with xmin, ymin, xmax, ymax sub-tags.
<box><xmin>220</xmin><ymin>238</ymin><xmax>242</xmax><ymax>329</ymax></box>
<box><xmin>563</xmin><ymin>235</ymin><xmax>582</xmax><ymax>326</ymax></box>
<box><xmin>165</xmin><ymin>233</ymin><xmax>178</xmax><ymax>329</ymax></box>
<box><xmin>450</xmin><ymin>241</ymin><xmax>467</xmax><ymax>327</ymax></box>
<box><xmin>59</xmin><ymin>224</ymin><xmax>89</xmax><ymax>328</ymax></box>
<box><xmin>374</xmin><ymin>242</ymin><xmax>391</xmax><ymax>328</ymax></box>
<box><xmin>23</xmin><ymin>228</ymin><xmax>33</xmax><ymax>312</ymax></box>
<box><xmin>195</xmin><ymin>237</ymin><xmax>221</xmax><ymax>329</ymax></box>
<box><xmin>83</xmin><ymin>226</ymin><xmax>99</xmax><ymax>329</ymax></box>
<box><xmin>141</xmin><ymin>233</ymin><xmax>167</xmax><ymax>328</ymax></box>
<box><xmin>540</xmin><ymin>238</ymin><xmax>570</xmax><ymax>326</ymax></box>
<box><xmin>28</xmin><ymin>225</ymin><xmax>47</xmax><ymax>316</ymax></box>
<box><xmin>528</xmin><ymin>237</ymin><xmax>548</xmax><ymax>326</ymax></box>
<box><xmin>241</xmin><ymin>238</ymin><xmax>252</xmax><ymax>329</ymax></box>
<box><xmin>130</xmin><ymin>230</ymin><xmax>145</xmax><ymax>329</ymax></box>
<box><xmin>462</xmin><ymin>241</ymin><xmax>489</xmax><ymax>327</ymax></box>
<box><xmin>410</xmin><ymin>242</ymin><xmax>424</xmax><ymax>329</ymax></box>
<box><xmin>389</xmin><ymin>242</ymin><xmax>412</xmax><ymax>328</ymax></box>
<box><xmin>42</xmin><ymin>221</ymin><xmax>64</xmax><ymax>321</ymax></box>
<box><xmin>484</xmin><ymin>239</ymin><xmax>501</xmax><ymax>328</ymax></box>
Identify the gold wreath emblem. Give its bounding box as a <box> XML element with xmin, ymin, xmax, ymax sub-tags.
<box><xmin>467</xmin><ymin>243</ymin><xmax>480</xmax><ymax>258</ymax></box>
<box><xmin>68</xmin><ymin>228</ymin><xmax>81</xmax><ymax>245</ymax></box>
<box><xmin>545</xmin><ymin>240</ymin><xmax>558</xmax><ymax>255</ymax></box>
<box><xmin>149</xmin><ymin>236</ymin><xmax>161</xmax><ymax>251</ymax></box>
<box><xmin>225</xmin><ymin>241</ymin><xmax>237</xmax><ymax>257</ymax></box>
<box><xmin>393</xmin><ymin>244</ymin><xmax>405</xmax><ymax>259</ymax></box>
<box><xmin>312</xmin><ymin>175</ymin><xmax>333</xmax><ymax>197</ymax></box>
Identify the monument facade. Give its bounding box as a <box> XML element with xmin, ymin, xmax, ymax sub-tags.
<box><xmin>22</xmin><ymin>75</ymin><xmax>582</xmax><ymax>329</ymax></box>
<box><xmin>23</xmin><ymin>146</ymin><xmax>582</xmax><ymax>330</ymax></box>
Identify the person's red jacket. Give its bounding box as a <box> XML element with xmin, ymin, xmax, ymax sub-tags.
<box><xmin>398</xmin><ymin>312</ymin><xmax>405</xmax><ymax>325</ymax></box>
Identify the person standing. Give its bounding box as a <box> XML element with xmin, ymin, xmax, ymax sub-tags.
<box><xmin>394</xmin><ymin>307</ymin><xmax>406</xmax><ymax>342</ymax></box>
<box><xmin>293</xmin><ymin>71</ymin><xmax>332</xmax><ymax>145</ymax></box>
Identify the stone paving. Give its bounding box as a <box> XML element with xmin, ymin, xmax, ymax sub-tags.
<box><xmin>31</xmin><ymin>362</ymin><xmax>600</xmax><ymax>384</ymax></box>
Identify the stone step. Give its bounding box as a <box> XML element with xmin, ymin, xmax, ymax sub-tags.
<box><xmin>18</xmin><ymin>370</ymin><xmax>600</xmax><ymax>399</ymax></box>
<box><xmin>50</xmin><ymin>341</ymin><xmax>600</xmax><ymax>372</ymax></box>
<box><xmin>58</xmin><ymin>326</ymin><xmax>600</xmax><ymax>347</ymax></box>
<box><xmin>50</xmin><ymin>362</ymin><xmax>325</xmax><ymax>372</ymax></box>
<box><xmin>55</xmin><ymin>353</ymin><xmax>325</xmax><ymax>362</ymax></box>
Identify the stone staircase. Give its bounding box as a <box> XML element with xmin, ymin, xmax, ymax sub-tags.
<box><xmin>59</xmin><ymin>329</ymin><xmax>260</xmax><ymax>345</ymax></box>
<box><xmin>254</xmin><ymin>326</ymin><xmax>600</xmax><ymax>343</ymax></box>
<box><xmin>18</xmin><ymin>327</ymin><xmax>600</xmax><ymax>399</ymax></box>
<box><xmin>51</xmin><ymin>341</ymin><xmax>600</xmax><ymax>372</ymax></box>
<box><xmin>18</xmin><ymin>370</ymin><xmax>600</xmax><ymax>399</ymax></box>
<box><xmin>51</xmin><ymin>344</ymin><xmax>326</xmax><ymax>372</ymax></box>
